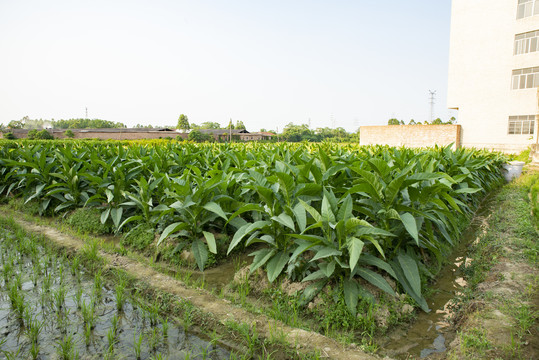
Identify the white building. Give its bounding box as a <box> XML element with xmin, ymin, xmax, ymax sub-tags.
<box><xmin>447</xmin><ymin>0</ymin><xmax>539</xmax><ymax>152</ymax></box>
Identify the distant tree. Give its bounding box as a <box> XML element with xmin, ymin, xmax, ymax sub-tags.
<box><xmin>226</xmin><ymin>119</ymin><xmax>235</xmax><ymax>130</ymax></box>
<box><xmin>449</xmin><ymin>116</ymin><xmax>456</xmax><ymax>124</ymax></box>
<box><xmin>199</xmin><ymin>121</ymin><xmax>221</xmax><ymax>129</ymax></box>
<box><xmin>177</xmin><ymin>114</ymin><xmax>190</xmax><ymax>131</ymax></box>
<box><xmin>27</xmin><ymin>129</ymin><xmax>38</xmax><ymax>139</ymax></box>
<box><xmin>188</xmin><ymin>130</ymin><xmax>213</xmax><ymax>142</ymax></box>
<box><xmin>387</xmin><ymin>118</ymin><xmax>400</xmax><ymax>125</ymax></box>
<box><xmin>7</xmin><ymin>120</ymin><xmax>24</xmax><ymax>129</ymax></box>
<box><xmin>35</xmin><ymin>130</ymin><xmax>54</xmax><ymax>140</ymax></box>
<box><xmin>431</xmin><ymin>118</ymin><xmax>443</xmax><ymax>125</ymax></box>
<box><xmin>3</xmin><ymin>132</ymin><xmax>15</xmax><ymax>140</ymax></box>
<box><xmin>409</xmin><ymin>119</ymin><xmax>417</xmax><ymax>125</ymax></box>
<box><xmin>235</xmin><ymin>120</ymin><xmax>246</xmax><ymax>130</ymax></box>
<box><xmin>64</xmin><ymin>129</ymin><xmax>75</xmax><ymax>138</ymax></box>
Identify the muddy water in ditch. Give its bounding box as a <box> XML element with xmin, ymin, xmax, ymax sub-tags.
<box><xmin>379</xmin><ymin>193</ymin><xmax>495</xmax><ymax>359</ymax></box>
<box><xmin>0</xmin><ymin>228</ymin><xmax>231</xmax><ymax>359</ymax></box>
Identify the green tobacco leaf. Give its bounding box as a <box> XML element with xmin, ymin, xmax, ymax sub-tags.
<box><xmin>203</xmin><ymin>231</ymin><xmax>217</xmax><ymax>254</ymax></box>
<box><xmin>266</xmin><ymin>251</ymin><xmax>290</xmax><ymax>283</ymax></box>
<box><xmin>110</xmin><ymin>207</ymin><xmax>123</xmax><ymax>228</ymax></box>
<box><xmin>348</xmin><ymin>237</ymin><xmax>364</xmax><ymax>272</ymax></box>
<box><xmin>397</xmin><ymin>253</ymin><xmax>421</xmax><ymax>297</ymax></box>
<box><xmin>271</xmin><ymin>212</ymin><xmax>295</xmax><ymax>231</ymax></box>
<box><xmin>343</xmin><ymin>278</ymin><xmax>359</xmax><ymax>316</ymax></box>
<box><xmin>319</xmin><ymin>261</ymin><xmax>336</xmax><ymax>278</ymax></box>
<box><xmin>356</xmin><ymin>268</ymin><xmax>396</xmax><ymax>297</ymax></box>
<box><xmin>311</xmin><ymin>247</ymin><xmax>342</xmax><ymax>262</ymax></box>
<box><xmin>321</xmin><ymin>196</ymin><xmax>336</xmax><ymax>223</ymax></box>
<box><xmin>249</xmin><ymin>248</ymin><xmax>276</xmax><ymax>274</ymax></box>
<box><xmin>157</xmin><ymin>221</ymin><xmax>184</xmax><ymax>246</ymax></box>
<box><xmin>298</xmin><ymin>199</ymin><xmax>322</xmax><ymax>223</ymax></box>
<box><xmin>359</xmin><ymin>254</ymin><xmax>397</xmax><ymax>279</ymax></box>
<box><xmin>101</xmin><ymin>208</ymin><xmax>111</xmax><ymax>225</ymax></box>
<box><xmin>298</xmin><ymin>279</ymin><xmax>327</xmax><ymax>307</ymax></box>
<box><xmin>192</xmin><ymin>238</ymin><xmax>208</xmax><ymax>271</ymax></box>
<box><xmin>227</xmin><ymin>221</ymin><xmax>270</xmax><ymax>255</ymax></box>
<box><xmin>400</xmin><ymin>212</ymin><xmax>419</xmax><ymax>245</ymax></box>
<box><xmin>301</xmin><ymin>270</ymin><xmax>327</xmax><ymax>282</ymax></box>
<box><xmin>203</xmin><ymin>202</ymin><xmax>228</xmax><ymax>221</ymax></box>
<box><xmin>292</xmin><ymin>203</ymin><xmax>307</xmax><ymax>233</ymax></box>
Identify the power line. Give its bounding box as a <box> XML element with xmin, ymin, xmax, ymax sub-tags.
<box><xmin>428</xmin><ymin>90</ymin><xmax>436</xmax><ymax>122</ymax></box>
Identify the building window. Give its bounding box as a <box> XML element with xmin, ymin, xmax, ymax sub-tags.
<box><xmin>517</xmin><ymin>0</ymin><xmax>539</xmax><ymax>19</ymax></box>
<box><xmin>512</xmin><ymin>67</ymin><xmax>539</xmax><ymax>89</ymax></box>
<box><xmin>508</xmin><ymin>115</ymin><xmax>536</xmax><ymax>134</ymax></box>
<box><xmin>514</xmin><ymin>30</ymin><xmax>539</xmax><ymax>54</ymax></box>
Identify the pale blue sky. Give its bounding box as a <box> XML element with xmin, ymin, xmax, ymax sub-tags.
<box><xmin>0</xmin><ymin>0</ymin><xmax>455</xmax><ymax>132</ymax></box>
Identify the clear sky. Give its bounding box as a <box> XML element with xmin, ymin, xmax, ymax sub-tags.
<box><xmin>0</xmin><ymin>0</ymin><xmax>456</xmax><ymax>132</ymax></box>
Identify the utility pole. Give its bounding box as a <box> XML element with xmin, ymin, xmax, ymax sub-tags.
<box><xmin>85</xmin><ymin>107</ymin><xmax>88</xmax><ymax>119</ymax></box>
<box><xmin>429</xmin><ymin>90</ymin><xmax>436</xmax><ymax>123</ymax></box>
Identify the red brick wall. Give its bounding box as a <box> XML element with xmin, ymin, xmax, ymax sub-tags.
<box><xmin>360</xmin><ymin>125</ymin><xmax>461</xmax><ymax>148</ymax></box>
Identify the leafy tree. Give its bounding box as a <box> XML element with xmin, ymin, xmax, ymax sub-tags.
<box><xmin>35</xmin><ymin>130</ymin><xmax>54</xmax><ymax>140</ymax></box>
<box><xmin>235</xmin><ymin>120</ymin><xmax>246</xmax><ymax>130</ymax></box>
<box><xmin>409</xmin><ymin>119</ymin><xmax>417</xmax><ymax>125</ymax></box>
<box><xmin>431</xmin><ymin>118</ymin><xmax>443</xmax><ymax>125</ymax></box>
<box><xmin>7</xmin><ymin>120</ymin><xmax>24</xmax><ymax>129</ymax></box>
<box><xmin>226</xmin><ymin>119</ymin><xmax>235</xmax><ymax>130</ymax></box>
<box><xmin>199</xmin><ymin>122</ymin><xmax>221</xmax><ymax>129</ymax></box>
<box><xmin>177</xmin><ymin>114</ymin><xmax>190</xmax><ymax>131</ymax></box>
<box><xmin>27</xmin><ymin>129</ymin><xmax>38</xmax><ymax>139</ymax></box>
<box><xmin>3</xmin><ymin>132</ymin><xmax>15</xmax><ymax>140</ymax></box>
<box><xmin>387</xmin><ymin>118</ymin><xmax>400</xmax><ymax>125</ymax></box>
<box><xmin>188</xmin><ymin>130</ymin><xmax>213</xmax><ymax>142</ymax></box>
<box><xmin>64</xmin><ymin>130</ymin><xmax>75</xmax><ymax>138</ymax></box>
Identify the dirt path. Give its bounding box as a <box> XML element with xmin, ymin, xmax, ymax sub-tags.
<box><xmin>11</xmin><ymin>217</ymin><xmax>380</xmax><ymax>360</ymax></box>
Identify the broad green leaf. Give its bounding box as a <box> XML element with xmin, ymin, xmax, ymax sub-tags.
<box><xmin>298</xmin><ymin>199</ymin><xmax>322</xmax><ymax>223</ymax></box>
<box><xmin>227</xmin><ymin>221</ymin><xmax>270</xmax><ymax>255</ymax></box>
<box><xmin>321</xmin><ymin>196</ymin><xmax>336</xmax><ymax>223</ymax></box>
<box><xmin>192</xmin><ymin>238</ymin><xmax>208</xmax><ymax>271</ymax></box>
<box><xmin>266</xmin><ymin>251</ymin><xmax>290</xmax><ymax>283</ymax></box>
<box><xmin>319</xmin><ymin>261</ymin><xmax>336</xmax><ymax>278</ymax></box>
<box><xmin>343</xmin><ymin>278</ymin><xmax>359</xmax><ymax>316</ymax></box>
<box><xmin>203</xmin><ymin>231</ymin><xmax>217</xmax><ymax>254</ymax></box>
<box><xmin>292</xmin><ymin>203</ymin><xmax>307</xmax><ymax>233</ymax></box>
<box><xmin>249</xmin><ymin>248</ymin><xmax>276</xmax><ymax>274</ymax></box>
<box><xmin>359</xmin><ymin>254</ymin><xmax>397</xmax><ymax>279</ymax></box>
<box><xmin>400</xmin><ymin>212</ymin><xmax>419</xmax><ymax>245</ymax></box>
<box><xmin>298</xmin><ymin>279</ymin><xmax>327</xmax><ymax>307</ymax></box>
<box><xmin>157</xmin><ymin>222</ymin><xmax>183</xmax><ymax>246</ymax></box>
<box><xmin>271</xmin><ymin>212</ymin><xmax>295</xmax><ymax>231</ymax></box>
<box><xmin>110</xmin><ymin>207</ymin><xmax>123</xmax><ymax>228</ymax></box>
<box><xmin>348</xmin><ymin>237</ymin><xmax>364</xmax><ymax>271</ymax></box>
<box><xmin>311</xmin><ymin>247</ymin><xmax>342</xmax><ymax>262</ymax></box>
<box><xmin>356</xmin><ymin>268</ymin><xmax>396</xmax><ymax>297</ymax></box>
<box><xmin>101</xmin><ymin>208</ymin><xmax>111</xmax><ymax>225</ymax></box>
<box><xmin>397</xmin><ymin>253</ymin><xmax>421</xmax><ymax>297</ymax></box>
<box><xmin>301</xmin><ymin>270</ymin><xmax>327</xmax><ymax>282</ymax></box>
<box><xmin>337</xmin><ymin>195</ymin><xmax>353</xmax><ymax>222</ymax></box>
<box><xmin>203</xmin><ymin>202</ymin><xmax>228</xmax><ymax>221</ymax></box>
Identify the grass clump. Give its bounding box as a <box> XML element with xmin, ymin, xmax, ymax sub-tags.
<box><xmin>122</xmin><ymin>224</ymin><xmax>155</xmax><ymax>251</ymax></box>
<box><xmin>65</xmin><ymin>208</ymin><xmax>110</xmax><ymax>235</ymax></box>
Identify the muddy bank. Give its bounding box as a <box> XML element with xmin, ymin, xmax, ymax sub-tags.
<box><xmin>5</xmin><ymin>215</ymin><xmax>378</xmax><ymax>360</ymax></box>
<box><xmin>435</xmin><ymin>174</ymin><xmax>539</xmax><ymax>359</ymax></box>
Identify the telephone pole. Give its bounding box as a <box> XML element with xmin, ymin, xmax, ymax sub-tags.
<box><xmin>85</xmin><ymin>107</ymin><xmax>88</xmax><ymax>119</ymax></box>
<box><xmin>429</xmin><ymin>90</ymin><xmax>436</xmax><ymax>123</ymax></box>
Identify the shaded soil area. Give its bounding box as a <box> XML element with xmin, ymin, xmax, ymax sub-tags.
<box><xmin>6</xmin><ymin>215</ymin><xmax>378</xmax><ymax>360</ymax></box>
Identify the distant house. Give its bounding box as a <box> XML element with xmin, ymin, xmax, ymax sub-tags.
<box><xmin>8</xmin><ymin>128</ymin><xmax>183</xmax><ymax>140</ymax></box>
<box><xmin>5</xmin><ymin>127</ymin><xmax>275</xmax><ymax>141</ymax></box>
<box><xmin>197</xmin><ymin>129</ymin><xmax>275</xmax><ymax>141</ymax></box>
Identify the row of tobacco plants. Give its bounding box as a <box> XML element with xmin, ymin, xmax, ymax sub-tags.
<box><xmin>0</xmin><ymin>140</ymin><xmax>506</xmax><ymax>316</ymax></box>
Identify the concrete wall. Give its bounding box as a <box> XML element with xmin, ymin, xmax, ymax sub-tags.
<box><xmin>447</xmin><ymin>0</ymin><xmax>539</xmax><ymax>152</ymax></box>
<box><xmin>359</xmin><ymin>125</ymin><xmax>461</xmax><ymax>148</ymax></box>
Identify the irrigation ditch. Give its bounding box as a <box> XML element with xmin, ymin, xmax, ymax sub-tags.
<box><xmin>0</xmin><ymin>171</ymin><xmax>538</xmax><ymax>360</ymax></box>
